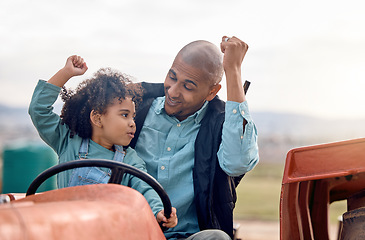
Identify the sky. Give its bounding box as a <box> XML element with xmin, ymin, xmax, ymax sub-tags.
<box><xmin>1</xmin><ymin>0</ymin><xmax>365</xmax><ymax>120</ymax></box>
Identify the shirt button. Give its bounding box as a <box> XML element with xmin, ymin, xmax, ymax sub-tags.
<box><xmin>241</xmin><ymin>135</ymin><xmax>244</xmax><ymax>139</ymax></box>
<box><xmin>232</xmin><ymin>109</ymin><xmax>237</xmax><ymax>114</ymax></box>
<box><xmin>161</xmin><ymin>166</ymin><xmax>165</xmax><ymax>170</ymax></box>
<box><xmin>241</xmin><ymin>110</ymin><xmax>245</xmax><ymax>115</ymax></box>
<box><xmin>167</xmin><ymin>147</ymin><xmax>171</xmax><ymax>151</ymax></box>
<box><xmin>177</xmin><ymin>123</ymin><xmax>181</xmax><ymax>127</ymax></box>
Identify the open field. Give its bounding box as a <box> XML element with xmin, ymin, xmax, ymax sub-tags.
<box><xmin>234</xmin><ymin>163</ymin><xmax>284</xmax><ymax>221</ymax></box>
<box><xmin>233</xmin><ymin>163</ymin><xmax>346</xmax><ymax>239</ymax></box>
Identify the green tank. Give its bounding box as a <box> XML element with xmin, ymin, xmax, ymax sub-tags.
<box><xmin>1</xmin><ymin>142</ymin><xmax>58</xmax><ymax>193</ymax></box>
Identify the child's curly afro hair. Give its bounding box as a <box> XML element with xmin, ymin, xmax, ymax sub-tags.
<box><xmin>60</xmin><ymin>68</ymin><xmax>142</xmax><ymax>139</ymax></box>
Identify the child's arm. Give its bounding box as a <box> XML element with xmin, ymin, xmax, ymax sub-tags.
<box><xmin>28</xmin><ymin>55</ymin><xmax>87</xmax><ymax>155</ymax></box>
<box><xmin>48</xmin><ymin>55</ymin><xmax>88</xmax><ymax>87</ymax></box>
<box><xmin>156</xmin><ymin>207</ymin><xmax>178</xmax><ymax>228</ymax></box>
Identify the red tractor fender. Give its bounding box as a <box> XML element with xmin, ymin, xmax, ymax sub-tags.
<box><xmin>0</xmin><ymin>184</ymin><xmax>166</xmax><ymax>240</ymax></box>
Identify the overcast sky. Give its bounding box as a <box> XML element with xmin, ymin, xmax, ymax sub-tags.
<box><xmin>1</xmin><ymin>0</ymin><xmax>364</xmax><ymax>119</ymax></box>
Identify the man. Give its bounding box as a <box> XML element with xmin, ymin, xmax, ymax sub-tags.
<box><xmin>130</xmin><ymin>36</ymin><xmax>259</xmax><ymax>239</ymax></box>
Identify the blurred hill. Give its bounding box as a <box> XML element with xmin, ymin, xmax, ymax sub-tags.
<box><xmin>0</xmin><ymin>104</ymin><xmax>364</xmax><ymax>162</ymax></box>
<box><xmin>251</xmin><ymin>111</ymin><xmax>365</xmax><ymax>163</ymax></box>
<box><xmin>0</xmin><ymin>104</ymin><xmax>40</xmax><ymax>147</ymax></box>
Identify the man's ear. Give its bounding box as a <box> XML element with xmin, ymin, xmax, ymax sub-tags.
<box><xmin>206</xmin><ymin>83</ymin><xmax>221</xmax><ymax>101</ymax></box>
<box><xmin>90</xmin><ymin>110</ymin><xmax>102</xmax><ymax>127</ymax></box>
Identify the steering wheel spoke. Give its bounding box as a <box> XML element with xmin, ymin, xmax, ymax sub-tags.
<box><xmin>108</xmin><ymin>168</ymin><xmax>125</xmax><ymax>184</ymax></box>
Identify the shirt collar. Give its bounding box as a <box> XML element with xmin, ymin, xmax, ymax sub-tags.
<box><xmin>154</xmin><ymin>96</ymin><xmax>208</xmax><ymax>124</ymax></box>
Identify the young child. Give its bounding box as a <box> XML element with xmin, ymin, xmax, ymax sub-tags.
<box><xmin>28</xmin><ymin>55</ymin><xmax>177</xmax><ymax>228</ymax></box>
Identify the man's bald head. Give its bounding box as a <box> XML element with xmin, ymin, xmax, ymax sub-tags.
<box><xmin>175</xmin><ymin>40</ymin><xmax>223</xmax><ymax>85</ymax></box>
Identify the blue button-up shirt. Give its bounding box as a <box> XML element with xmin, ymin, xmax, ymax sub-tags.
<box><xmin>135</xmin><ymin>96</ymin><xmax>259</xmax><ymax>239</ymax></box>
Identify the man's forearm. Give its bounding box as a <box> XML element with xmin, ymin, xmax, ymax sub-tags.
<box><xmin>225</xmin><ymin>69</ymin><xmax>246</xmax><ymax>103</ymax></box>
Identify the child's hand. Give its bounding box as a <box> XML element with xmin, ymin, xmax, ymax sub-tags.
<box><xmin>47</xmin><ymin>55</ymin><xmax>88</xmax><ymax>87</ymax></box>
<box><xmin>64</xmin><ymin>55</ymin><xmax>88</xmax><ymax>77</ymax></box>
<box><xmin>156</xmin><ymin>207</ymin><xmax>178</xmax><ymax>228</ymax></box>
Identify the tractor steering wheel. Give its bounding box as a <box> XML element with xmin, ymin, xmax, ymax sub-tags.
<box><xmin>26</xmin><ymin>159</ymin><xmax>172</xmax><ymax>219</ymax></box>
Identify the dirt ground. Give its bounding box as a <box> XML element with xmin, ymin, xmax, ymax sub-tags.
<box><xmin>234</xmin><ymin>220</ymin><xmax>279</xmax><ymax>240</ymax></box>
<box><xmin>234</xmin><ymin>220</ymin><xmax>340</xmax><ymax>240</ymax></box>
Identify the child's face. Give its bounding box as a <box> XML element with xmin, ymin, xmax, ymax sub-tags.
<box><xmin>95</xmin><ymin>97</ymin><xmax>136</xmax><ymax>149</ymax></box>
